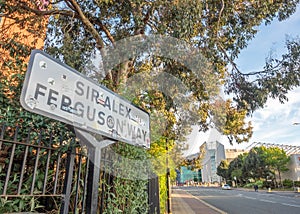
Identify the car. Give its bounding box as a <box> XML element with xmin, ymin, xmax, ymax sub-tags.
<box><xmin>222</xmin><ymin>184</ymin><xmax>231</xmax><ymax>190</ymax></box>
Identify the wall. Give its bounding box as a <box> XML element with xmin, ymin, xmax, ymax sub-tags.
<box><xmin>201</xmin><ymin>141</ymin><xmax>225</xmax><ymax>183</ymax></box>
<box><xmin>282</xmin><ymin>154</ymin><xmax>300</xmax><ymax>181</ymax></box>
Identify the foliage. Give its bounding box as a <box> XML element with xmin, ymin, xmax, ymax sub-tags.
<box><xmin>2</xmin><ymin>0</ymin><xmax>300</xmax><ymax>213</ymax></box>
<box><xmin>261</xmin><ymin>146</ymin><xmax>290</xmax><ymax>185</ymax></box>
<box><xmin>243</xmin><ymin>180</ymin><xmax>263</xmax><ymax>188</ymax></box>
<box><xmin>0</xmin><ymin>166</ymin><xmax>45</xmax><ymax>212</ymax></box>
<box><xmin>103</xmin><ymin>177</ymin><xmax>149</xmax><ymax>214</ymax></box>
<box><xmin>0</xmin><ymin>144</ymin><xmax>66</xmax><ymax>213</ymax></box>
<box><xmin>181</xmin><ymin>143</ymin><xmax>206</xmax><ymax>171</ymax></box>
<box><xmin>212</xmin><ymin>100</ymin><xmax>253</xmax><ymax>144</ymax></box>
<box><xmin>3</xmin><ymin>0</ymin><xmax>284</xmax><ymax>144</ymax></box>
<box><xmin>227</xmin><ymin>36</ymin><xmax>300</xmax><ymax>113</ymax></box>
<box><xmin>158</xmin><ymin>175</ymin><xmax>167</xmax><ymax>214</ymax></box>
<box><xmin>217</xmin><ymin>160</ymin><xmax>230</xmax><ymax>182</ymax></box>
<box><xmin>282</xmin><ymin>179</ymin><xmax>294</xmax><ymax>188</ymax></box>
<box><xmin>101</xmin><ymin>143</ymin><xmax>150</xmax><ymax>214</ymax></box>
<box><xmin>217</xmin><ymin>146</ymin><xmax>291</xmax><ymax>186</ymax></box>
<box><xmin>227</xmin><ymin>153</ymin><xmax>247</xmax><ymax>184</ymax></box>
<box><xmin>243</xmin><ymin>147</ymin><xmax>270</xmax><ymax>181</ymax></box>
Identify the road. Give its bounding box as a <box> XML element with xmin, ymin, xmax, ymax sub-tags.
<box><xmin>180</xmin><ymin>186</ymin><xmax>300</xmax><ymax>214</ymax></box>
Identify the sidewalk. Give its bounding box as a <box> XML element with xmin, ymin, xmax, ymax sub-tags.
<box><xmin>171</xmin><ymin>188</ymin><xmax>227</xmax><ymax>214</ymax></box>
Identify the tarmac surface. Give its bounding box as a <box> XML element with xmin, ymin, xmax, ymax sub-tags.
<box><xmin>171</xmin><ymin>186</ymin><xmax>300</xmax><ymax>214</ymax></box>
<box><xmin>171</xmin><ymin>188</ymin><xmax>226</xmax><ymax>214</ymax></box>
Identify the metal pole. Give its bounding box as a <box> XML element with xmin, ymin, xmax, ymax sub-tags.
<box><xmin>75</xmin><ymin>129</ymin><xmax>116</xmax><ymax>214</ymax></box>
<box><xmin>60</xmin><ymin>142</ymin><xmax>75</xmax><ymax>214</ymax></box>
<box><xmin>166</xmin><ymin>140</ymin><xmax>172</xmax><ymax>214</ymax></box>
<box><xmin>86</xmin><ymin>146</ymin><xmax>101</xmax><ymax>214</ymax></box>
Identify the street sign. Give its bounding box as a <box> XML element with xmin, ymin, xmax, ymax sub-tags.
<box><xmin>20</xmin><ymin>50</ymin><xmax>150</xmax><ymax>148</ymax></box>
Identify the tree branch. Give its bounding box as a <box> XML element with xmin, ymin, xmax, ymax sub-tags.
<box><xmin>68</xmin><ymin>0</ymin><xmax>104</xmax><ymax>49</ymax></box>
<box><xmin>217</xmin><ymin>42</ymin><xmax>242</xmax><ymax>74</ymax></box>
<box><xmin>89</xmin><ymin>17</ymin><xmax>115</xmax><ymax>45</ymax></box>
<box><xmin>18</xmin><ymin>2</ymin><xmax>76</xmax><ymax>17</ymax></box>
<box><xmin>216</xmin><ymin>0</ymin><xmax>225</xmax><ymax>38</ymax></box>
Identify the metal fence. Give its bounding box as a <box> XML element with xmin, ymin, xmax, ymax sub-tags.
<box><xmin>0</xmin><ymin>124</ymin><xmax>88</xmax><ymax>213</ymax></box>
<box><xmin>0</xmin><ymin>124</ymin><xmax>159</xmax><ymax>213</ymax></box>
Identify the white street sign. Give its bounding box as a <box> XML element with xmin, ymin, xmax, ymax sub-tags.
<box><xmin>20</xmin><ymin>50</ymin><xmax>150</xmax><ymax>148</ymax></box>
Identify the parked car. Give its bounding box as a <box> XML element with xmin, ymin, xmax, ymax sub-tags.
<box><xmin>222</xmin><ymin>184</ymin><xmax>231</xmax><ymax>190</ymax></box>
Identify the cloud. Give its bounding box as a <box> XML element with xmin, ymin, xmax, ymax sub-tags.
<box><xmin>183</xmin><ymin>127</ymin><xmax>224</xmax><ymax>156</ymax></box>
<box><xmin>250</xmin><ymin>87</ymin><xmax>300</xmax><ymax>145</ymax></box>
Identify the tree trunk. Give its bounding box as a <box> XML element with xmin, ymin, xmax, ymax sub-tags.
<box><xmin>278</xmin><ymin>169</ymin><xmax>282</xmax><ymax>188</ymax></box>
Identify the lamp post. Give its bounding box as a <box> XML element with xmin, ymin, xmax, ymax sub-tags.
<box><xmin>166</xmin><ymin>138</ymin><xmax>172</xmax><ymax>214</ymax></box>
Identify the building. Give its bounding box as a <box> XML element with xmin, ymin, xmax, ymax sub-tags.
<box><xmin>201</xmin><ymin>141</ymin><xmax>225</xmax><ymax>183</ymax></box>
<box><xmin>225</xmin><ymin>149</ymin><xmax>247</xmax><ymax>163</ymax></box>
<box><xmin>282</xmin><ymin>154</ymin><xmax>300</xmax><ymax>181</ymax></box>
<box><xmin>0</xmin><ymin>1</ymin><xmax>48</xmax><ymax>80</ymax></box>
<box><xmin>176</xmin><ymin>166</ymin><xmax>201</xmax><ymax>185</ymax></box>
<box><xmin>177</xmin><ymin>141</ymin><xmax>225</xmax><ymax>185</ymax></box>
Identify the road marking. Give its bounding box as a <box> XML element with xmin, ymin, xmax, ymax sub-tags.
<box><xmin>259</xmin><ymin>199</ymin><xmax>275</xmax><ymax>203</ymax></box>
<box><xmin>243</xmin><ymin>196</ymin><xmax>256</xmax><ymax>200</ymax></box>
<box><xmin>281</xmin><ymin>203</ymin><xmax>300</xmax><ymax>208</ymax></box>
<box><xmin>190</xmin><ymin>195</ymin><xmax>228</xmax><ymax>214</ymax></box>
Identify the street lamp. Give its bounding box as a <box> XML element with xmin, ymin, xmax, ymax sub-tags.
<box><xmin>166</xmin><ymin>139</ymin><xmax>171</xmax><ymax>214</ymax></box>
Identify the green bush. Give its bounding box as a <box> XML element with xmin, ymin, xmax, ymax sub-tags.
<box><xmin>102</xmin><ymin>143</ymin><xmax>150</xmax><ymax>214</ymax></box>
<box><xmin>243</xmin><ymin>180</ymin><xmax>263</xmax><ymax>188</ymax></box>
<box><xmin>294</xmin><ymin>181</ymin><xmax>300</xmax><ymax>187</ymax></box>
<box><xmin>282</xmin><ymin>179</ymin><xmax>293</xmax><ymax>188</ymax></box>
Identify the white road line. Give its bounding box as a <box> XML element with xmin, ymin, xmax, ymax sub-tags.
<box><xmin>243</xmin><ymin>196</ymin><xmax>256</xmax><ymax>200</ymax></box>
<box><xmin>191</xmin><ymin>195</ymin><xmax>228</xmax><ymax>214</ymax></box>
<box><xmin>281</xmin><ymin>203</ymin><xmax>300</xmax><ymax>208</ymax></box>
<box><xmin>259</xmin><ymin>199</ymin><xmax>275</xmax><ymax>203</ymax></box>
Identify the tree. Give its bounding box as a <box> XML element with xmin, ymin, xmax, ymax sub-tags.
<box><xmin>228</xmin><ymin>153</ymin><xmax>247</xmax><ymax>184</ymax></box>
<box><xmin>217</xmin><ymin>159</ymin><xmax>230</xmax><ymax>182</ymax></box>
<box><xmin>226</xmin><ymin>146</ymin><xmax>291</xmax><ymax>187</ymax></box>
<box><xmin>3</xmin><ymin>0</ymin><xmax>299</xmax><ymax>145</ymax></box>
<box><xmin>243</xmin><ymin>147</ymin><xmax>272</xmax><ymax>181</ymax></box>
<box><xmin>262</xmin><ymin>147</ymin><xmax>290</xmax><ymax>187</ymax></box>
<box><xmin>1</xmin><ymin>1</ymin><xmax>300</xmax><ymax>212</ymax></box>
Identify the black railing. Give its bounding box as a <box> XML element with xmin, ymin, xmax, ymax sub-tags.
<box><xmin>0</xmin><ymin>124</ymin><xmax>87</xmax><ymax>213</ymax></box>
<box><xmin>0</xmin><ymin>124</ymin><xmax>160</xmax><ymax>213</ymax></box>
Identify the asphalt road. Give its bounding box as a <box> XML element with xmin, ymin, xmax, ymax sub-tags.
<box><xmin>180</xmin><ymin>186</ymin><xmax>300</xmax><ymax>214</ymax></box>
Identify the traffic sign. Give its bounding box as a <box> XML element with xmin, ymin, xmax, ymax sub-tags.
<box><xmin>20</xmin><ymin>50</ymin><xmax>150</xmax><ymax>148</ymax></box>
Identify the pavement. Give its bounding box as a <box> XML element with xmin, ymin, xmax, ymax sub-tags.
<box><xmin>171</xmin><ymin>188</ymin><xmax>227</xmax><ymax>214</ymax></box>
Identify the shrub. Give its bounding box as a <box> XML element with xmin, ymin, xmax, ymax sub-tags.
<box><xmin>243</xmin><ymin>180</ymin><xmax>263</xmax><ymax>188</ymax></box>
<box><xmin>294</xmin><ymin>181</ymin><xmax>300</xmax><ymax>187</ymax></box>
<box><xmin>282</xmin><ymin>179</ymin><xmax>293</xmax><ymax>188</ymax></box>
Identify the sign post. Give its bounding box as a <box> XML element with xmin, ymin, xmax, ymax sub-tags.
<box><xmin>76</xmin><ymin>129</ymin><xmax>116</xmax><ymax>214</ymax></box>
<box><xmin>20</xmin><ymin>50</ymin><xmax>151</xmax><ymax>213</ymax></box>
<box><xmin>20</xmin><ymin>50</ymin><xmax>150</xmax><ymax>148</ymax></box>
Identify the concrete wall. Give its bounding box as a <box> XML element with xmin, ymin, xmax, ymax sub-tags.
<box><xmin>225</xmin><ymin>149</ymin><xmax>247</xmax><ymax>163</ymax></box>
<box><xmin>282</xmin><ymin>154</ymin><xmax>300</xmax><ymax>181</ymax></box>
<box><xmin>201</xmin><ymin>141</ymin><xmax>225</xmax><ymax>183</ymax></box>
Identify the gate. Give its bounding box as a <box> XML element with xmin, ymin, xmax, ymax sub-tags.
<box><xmin>0</xmin><ymin>124</ymin><xmax>160</xmax><ymax>213</ymax></box>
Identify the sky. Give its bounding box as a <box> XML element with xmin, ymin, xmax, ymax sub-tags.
<box><xmin>184</xmin><ymin>5</ymin><xmax>300</xmax><ymax>156</ymax></box>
